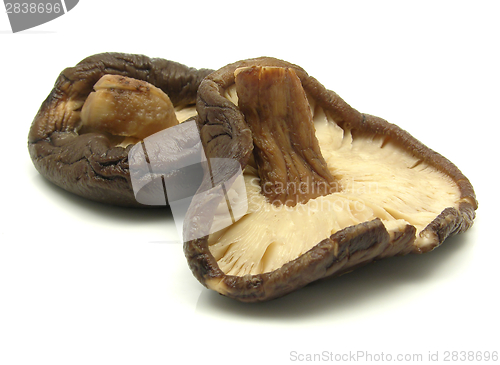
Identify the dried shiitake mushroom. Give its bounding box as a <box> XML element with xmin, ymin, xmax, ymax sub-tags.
<box><xmin>184</xmin><ymin>57</ymin><xmax>477</xmax><ymax>302</ymax></box>
<box><xmin>28</xmin><ymin>53</ymin><xmax>212</xmax><ymax>207</ymax></box>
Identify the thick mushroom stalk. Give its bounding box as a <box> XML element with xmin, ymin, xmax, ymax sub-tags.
<box><xmin>81</xmin><ymin>75</ymin><xmax>179</xmax><ymax>140</ymax></box>
<box><xmin>235</xmin><ymin>66</ymin><xmax>338</xmax><ymax>206</ymax></box>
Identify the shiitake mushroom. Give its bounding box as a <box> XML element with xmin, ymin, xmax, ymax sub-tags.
<box><xmin>183</xmin><ymin>57</ymin><xmax>477</xmax><ymax>302</ymax></box>
<box><xmin>28</xmin><ymin>52</ymin><xmax>212</xmax><ymax>207</ymax></box>
<box><xmin>29</xmin><ymin>53</ymin><xmax>477</xmax><ymax>303</ymax></box>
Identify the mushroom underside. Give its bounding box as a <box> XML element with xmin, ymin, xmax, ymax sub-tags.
<box><xmin>207</xmin><ymin>80</ymin><xmax>466</xmax><ymax>278</ymax></box>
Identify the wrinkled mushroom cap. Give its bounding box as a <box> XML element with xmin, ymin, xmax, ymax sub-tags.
<box><xmin>184</xmin><ymin>57</ymin><xmax>477</xmax><ymax>302</ymax></box>
<box><xmin>28</xmin><ymin>53</ymin><xmax>212</xmax><ymax>207</ymax></box>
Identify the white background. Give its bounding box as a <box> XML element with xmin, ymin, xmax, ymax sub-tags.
<box><xmin>0</xmin><ymin>1</ymin><xmax>498</xmax><ymax>364</ymax></box>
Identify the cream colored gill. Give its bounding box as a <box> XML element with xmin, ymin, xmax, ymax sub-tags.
<box><xmin>175</xmin><ymin>105</ymin><xmax>197</xmax><ymax>123</ymax></box>
<box><xmin>209</xmin><ymin>86</ymin><xmax>461</xmax><ymax>277</ymax></box>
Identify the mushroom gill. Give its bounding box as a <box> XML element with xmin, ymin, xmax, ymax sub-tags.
<box><xmin>207</xmin><ymin>66</ymin><xmax>462</xmax><ymax>277</ymax></box>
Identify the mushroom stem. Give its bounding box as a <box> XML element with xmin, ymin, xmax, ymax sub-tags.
<box><xmin>235</xmin><ymin>66</ymin><xmax>338</xmax><ymax>207</ymax></box>
<box><xmin>80</xmin><ymin>75</ymin><xmax>179</xmax><ymax>140</ymax></box>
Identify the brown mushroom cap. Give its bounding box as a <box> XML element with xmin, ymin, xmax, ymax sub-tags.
<box><xmin>183</xmin><ymin>57</ymin><xmax>477</xmax><ymax>302</ymax></box>
<box><xmin>28</xmin><ymin>53</ymin><xmax>213</xmax><ymax>207</ymax></box>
